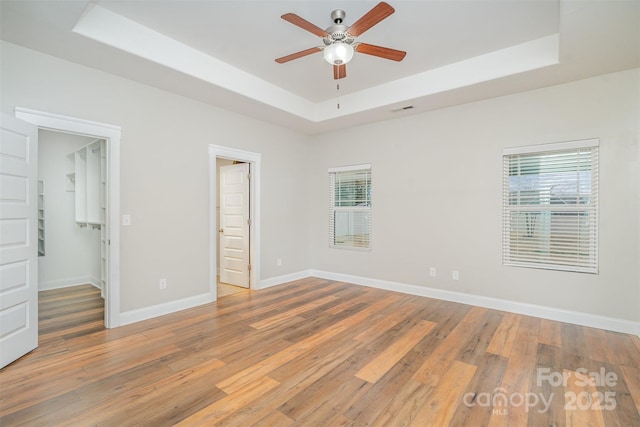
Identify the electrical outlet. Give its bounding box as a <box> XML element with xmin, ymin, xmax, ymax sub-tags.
<box><xmin>277</xmin><ymin>258</ymin><xmax>282</xmax><ymax>267</ymax></box>
<box><xmin>452</xmin><ymin>270</ymin><xmax>460</xmax><ymax>281</ymax></box>
<box><xmin>159</xmin><ymin>278</ymin><xmax>167</xmax><ymax>289</ymax></box>
<box><xmin>122</xmin><ymin>214</ymin><xmax>131</xmax><ymax>226</ymax></box>
<box><xmin>429</xmin><ymin>267</ymin><xmax>436</xmax><ymax>277</ymax></box>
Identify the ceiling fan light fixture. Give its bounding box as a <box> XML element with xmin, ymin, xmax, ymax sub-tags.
<box><xmin>323</xmin><ymin>42</ymin><xmax>354</xmax><ymax>65</ymax></box>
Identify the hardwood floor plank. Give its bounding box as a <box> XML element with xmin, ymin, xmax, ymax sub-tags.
<box><xmin>457</xmin><ymin>309</ymin><xmax>502</xmax><ymax>366</ymax></box>
<box><xmin>0</xmin><ymin>389</ymin><xmax>81</xmax><ymax>426</ymax></box>
<box><xmin>371</xmin><ymin>378</ymin><xmax>432</xmax><ymax>426</ymax></box>
<box><xmin>249</xmin><ymin>295</ymin><xmax>338</xmax><ymax>330</ymax></box>
<box><xmin>280</xmin><ymin>355</ymin><xmax>369</xmax><ymax>424</ymax></box>
<box><xmin>527</xmin><ymin>343</ymin><xmax>566</xmax><ymax>427</ymax></box>
<box><xmin>419</xmin><ymin>298</ymin><xmax>471</xmax><ymax>338</ymax></box>
<box><xmin>176</xmin><ymin>376</ymin><xmax>280</xmax><ymax>425</ymax></box>
<box><xmin>410</xmin><ymin>360</ymin><xmax>477</xmax><ymax>427</ymax></box>
<box><xmin>487</xmin><ymin>316</ymin><xmax>540</xmax><ymax>427</ymax></box>
<box><xmin>39</xmin><ymin>319</ymin><xmax>104</xmax><ymax>341</ymax></box>
<box><xmin>564</xmin><ymin>369</ymin><xmax>606</xmax><ymax>427</ymax></box>
<box><xmin>277</xmin><ymin>293</ymin><xmax>384</xmax><ymax>344</ymax></box>
<box><xmin>583</xmin><ymin>327</ymin><xmax>618</xmax><ymax>364</ymax></box>
<box><xmin>621</xmin><ymin>365</ymin><xmax>640</xmax><ymax>415</ymax></box>
<box><xmin>539</xmin><ymin>318</ymin><xmax>563</xmax><ymax>347</ymax></box>
<box><xmin>344</xmin><ymin>333</ymin><xmax>442</xmax><ymax>425</ymax></box>
<box><xmin>353</xmin><ymin>305</ymin><xmax>415</xmax><ymax>342</ymax></box>
<box><xmin>486</xmin><ymin>311</ymin><xmax>521</xmax><ymax>357</ymax></box>
<box><xmin>449</xmin><ymin>352</ymin><xmax>509</xmax><ymax>427</ymax></box>
<box><xmin>412</xmin><ymin>306</ymin><xmax>487</xmax><ymax>386</ymax></box>
<box><xmin>240</xmin><ymin>409</ymin><xmax>296</xmax><ymax>427</ymax></box>
<box><xmin>589</xmin><ymin>360</ymin><xmax>640</xmax><ymax>427</ymax></box>
<box><xmin>562</xmin><ymin>322</ymin><xmax>589</xmax><ymax>371</ymax></box>
<box><xmin>605</xmin><ymin>331</ymin><xmax>640</xmax><ymax>367</ymax></box>
<box><xmin>0</xmin><ymin>367</ymin><xmax>88</xmax><ymax>417</ymax></box>
<box><xmin>300</xmin><ymin>287</ymin><xmax>369</xmax><ymax>318</ymax></box>
<box><xmin>355</xmin><ymin>319</ymin><xmax>435</xmax><ymax>383</ymax></box>
<box><xmin>236</xmin><ymin>279</ymin><xmax>348</xmax><ymax>320</ymax></box>
<box><xmin>1</xmin><ymin>279</ymin><xmax>639</xmax><ymax>426</ymax></box>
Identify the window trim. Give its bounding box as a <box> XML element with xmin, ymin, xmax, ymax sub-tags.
<box><xmin>329</xmin><ymin>163</ymin><xmax>372</xmax><ymax>251</ymax></box>
<box><xmin>502</xmin><ymin>139</ymin><xmax>599</xmax><ymax>274</ymax></box>
<box><xmin>503</xmin><ymin>138</ymin><xmax>599</xmax><ymax>156</ymax></box>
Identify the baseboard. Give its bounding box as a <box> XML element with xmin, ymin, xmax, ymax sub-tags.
<box><xmin>309</xmin><ymin>270</ymin><xmax>640</xmax><ymax>336</ymax></box>
<box><xmin>258</xmin><ymin>270</ymin><xmax>314</xmax><ymax>289</ymax></box>
<box><xmin>118</xmin><ymin>270</ymin><xmax>311</xmax><ymax>327</ymax></box>
<box><xmin>88</xmin><ymin>276</ymin><xmax>102</xmax><ymax>290</ymax></box>
<box><xmin>119</xmin><ymin>293</ymin><xmax>214</xmax><ymax>326</ymax></box>
<box><xmin>114</xmin><ymin>269</ymin><xmax>639</xmax><ymax>335</ymax></box>
<box><xmin>39</xmin><ymin>276</ymin><xmax>99</xmax><ymax>291</ymax></box>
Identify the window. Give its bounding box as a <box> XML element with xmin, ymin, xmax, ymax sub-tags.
<box><xmin>329</xmin><ymin>164</ymin><xmax>372</xmax><ymax>250</ymax></box>
<box><xmin>503</xmin><ymin>139</ymin><xmax>598</xmax><ymax>273</ymax></box>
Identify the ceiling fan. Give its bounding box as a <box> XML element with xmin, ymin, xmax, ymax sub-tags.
<box><xmin>275</xmin><ymin>2</ymin><xmax>406</xmax><ymax>80</ymax></box>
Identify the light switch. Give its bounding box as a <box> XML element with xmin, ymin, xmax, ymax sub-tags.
<box><xmin>122</xmin><ymin>214</ymin><xmax>131</xmax><ymax>226</ymax></box>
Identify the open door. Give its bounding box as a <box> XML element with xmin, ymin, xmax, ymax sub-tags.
<box><xmin>219</xmin><ymin>163</ymin><xmax>250</xmax><ymax>288</ymax></box>
<box><xmin>0</xmin><ymin>113</ymin><xmax>38</xmax><ymax>368</ymax></box>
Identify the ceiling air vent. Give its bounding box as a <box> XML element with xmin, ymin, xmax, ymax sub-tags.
<box><xmin>391</xmin><ymin>105</ymin><xmax>414</xmax><ymax>113</ymax></box>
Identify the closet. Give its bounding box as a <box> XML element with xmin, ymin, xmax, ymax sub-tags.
<box><xmin>66</xmin><ymin>140</ymin><xmax>107</xmax><ymax>291</ymax></box>
<box><xmin>37</xmin><ymin>130</ymin><xmax>106</xmax><ymax>295</ymax></box>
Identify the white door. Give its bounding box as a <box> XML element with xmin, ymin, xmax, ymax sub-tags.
<box><xmin>219</xmin><ymin>163</ymin><xmax>250</xmax><ymax>287</ymax></box>
<box><xmin>0</xmin><ymin>114</ymin><xmax>38</xmax><ymax>368</ymax></box>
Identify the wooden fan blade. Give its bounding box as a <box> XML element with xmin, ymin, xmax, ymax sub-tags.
<box><xmin>347</xmin><ymin>2</ymin><xmax>395</xmax><ymax>37</ymax></box>
<box><xmin>356</xmin><ymin>43</ymin><xmax>406</xmax><ymax>61</ymax></box>
<box><xmin>333</xmin><ymin>64</ymin><xmax>346</xmax><ymax>80</ymax></box>
<box><xmin>281</xmin><ymin>13</ymin><xmax>328</xmax><ymax>37</ymax></box>
<box><xmin>275</xmin><ymin>47</ymin><xmax>322</xmax><ymax>64</ymax></box>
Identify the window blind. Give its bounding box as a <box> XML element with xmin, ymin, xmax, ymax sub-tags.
<box><xmin>502</xmin><ymin>140</ymin><xmax>599</xmax><ymax>273</ymax></box>
<box><xmin>329</xmin><ymin>164</ymin><xmax>371</xmax><ymax>250</ymax></box>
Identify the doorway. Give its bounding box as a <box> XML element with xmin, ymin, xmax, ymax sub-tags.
<box><xmin>16</xmin><ymin>107</ymin><xmax>121</xmax><ymax>328</ymax></box>
<box><xmin>216</xmin><ymin>159</ymin><xmax>248</xmax><ymax>297</ymax></box>
<box><xmin>209</xmin><ymin>145</ymin><xmax>261</xmax><ymax>301</ymax></box>
<box><xmin>37</xmin><ymin>130</ymin><xmax>107</xmax><ymax>330</ymax></box>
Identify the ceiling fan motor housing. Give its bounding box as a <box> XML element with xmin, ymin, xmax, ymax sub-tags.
<box><xmin>324</xmin><ymin>9</ymin><xmax>355</xmax><ymax>46</ymax></box>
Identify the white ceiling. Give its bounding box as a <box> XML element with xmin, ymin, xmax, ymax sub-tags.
<box><xmin>1</xmin><ymin>1</ymin><xmax>639</xmax><ymax>133</ymax></box>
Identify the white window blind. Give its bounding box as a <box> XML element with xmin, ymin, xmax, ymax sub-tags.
<box><xmin>329</xmin><ymin>164</ymin><xmax>371</xmax><ymax>250</ymax></box>
<box><xmin>503</xmin><ymin>139</ymin><xmax>599</xmax><ymax>273</ymax></box>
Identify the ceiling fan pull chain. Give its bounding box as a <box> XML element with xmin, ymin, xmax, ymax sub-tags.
<box><xmin>337</xmin><ymin>83</ymin><xmax>340</xmax><ymax>109</ymax></box>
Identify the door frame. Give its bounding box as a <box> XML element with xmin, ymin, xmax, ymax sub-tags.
<box><xmin>15</xmin><ymin>107</ymin><xmax>121</xmax><ymax>328</ymax></box>
<box><xmin>209</xmin><ymin>145</ymin><xmax>261</xmax><ymax>300</ymax></box>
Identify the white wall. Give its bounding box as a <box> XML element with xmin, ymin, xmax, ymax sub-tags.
<box><xmin>308</xmin><ymin>68</ymin><xmax>640</xmax><ymax>323</ymax></box>
<box><xmin>1</xmin><ymin>41</ymin><xmax>310</xmax><ymax>312</ymax></box>
<box><xmin>37</xmin><ymin>130</ymin><xmax>102</xmax><ymax>290</ymax></box>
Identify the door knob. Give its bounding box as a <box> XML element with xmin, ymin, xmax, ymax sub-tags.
<box><xmin>218</xmin><ymin>228</ymin><xmax>223</xmax><ymax>233</ymax></box>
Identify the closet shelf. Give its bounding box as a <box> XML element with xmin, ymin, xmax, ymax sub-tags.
<box><xmin>68</xmin><ymin>140</ymin><xmax>105</xmax><ymax>225</ymax></box>
<box><xmin>38</xmin><ymin>179</ymin><xmax>45</xmax><ymax>256</ymax></box>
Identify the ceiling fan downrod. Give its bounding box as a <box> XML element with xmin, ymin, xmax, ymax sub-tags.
<box><xmin>331</xmin><ymin>9</ymin><xmax>346</xmax><ymax>24</ymax></box>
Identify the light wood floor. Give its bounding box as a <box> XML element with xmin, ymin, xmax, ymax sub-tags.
<box><xmin>217</xmin><ymin>277</ymin><xmax>249</xmax><ymax>298</ymax></box>
<box><xmin>1</xmin><ymin>278</ymin><xmax>639</xmax><ymax>426</ymax></box>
